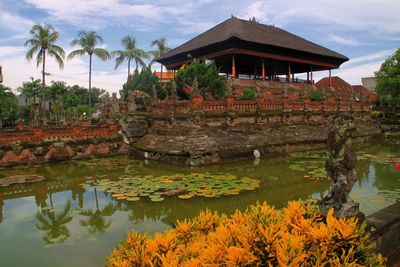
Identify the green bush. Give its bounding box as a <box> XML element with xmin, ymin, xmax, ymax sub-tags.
<box><xmin>310</xmin><ymin>91</ymin><xmax>325</xmax><ymax>101</ymax></box>
<box><xmin>371</xmin><ymin>111</ymin><xmax>383</xmax><ymax>119</ymax></box>
<box><xmin>173</xmin><ymin>61</ymin><xmax>224</xmax><ymax>100</ymax></box>
<box><xmin>239</xmin><ymin>87</ymin><xmax>257</xmax><ymax>100</ymax></box>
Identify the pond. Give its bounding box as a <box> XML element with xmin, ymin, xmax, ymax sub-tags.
<box><xmin>0</xmin><ymin>142</ymin><xmax>399</xmax><ymax>267</ymax></box>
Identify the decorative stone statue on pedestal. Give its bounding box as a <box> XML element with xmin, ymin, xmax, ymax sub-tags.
<box><xmin>170</xmin><ymin>80</ymin><xmax>177</xmax><ymax>99</ymax></box>
<box><xmin>320</xmin><ymin>115</ymin><xmax>362</xmax><ymax>219</ymax></box>
<box><xmin>127</xmin><ymin>90</ymin><xmax>137</xmax><ymax>113</ymax></box>
<box><xmin>151</xmin><ymin>83</ymin><xmax>158</xmax><ymax>103</ymax></box>
<box><xmin>225</xmin><ymin>78</ymin><xmax>233</xmax><ymax>97</ymax></box>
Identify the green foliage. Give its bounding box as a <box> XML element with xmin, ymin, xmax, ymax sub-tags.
<box><xmin>240</xmin><ymin>87</ymin><xmax>257</xmax><ymax>100</ymax></box>
<box><xmin>0</xmin><ymin>84</ymin><xmax>18</xmax><ymax>127</ymax></box>
<box><xmin>310</xmin><ymin>90</ymin><xmax>325</xmax><ymax>101</ymax></box>
<box><xmin>112</xmin><ymin>35</ymin><xmax>149</xmax><ymax>80</ymax></box>
<box><xmin>375</xmin><ymin>48</ymin><xmax>400</xmax><ymax>107</ymax></box>
<box><xmin>63</xmin><ymin>85</ymin><xmax>105</xmax><ymax>111</ymax></box>
<box><xmin>24</xmin><ymin>24</ymin><xmax>65</xmax><ymax>70</ymax></box>
<box><xmin>18</xmin><ymin>77</ymin><xmax>41</xmax><ymax>105</ymax></box>
<box><xmin>121</xmin><ymin>67</ymin><xmax>165</xmax><ymax>101</ymax></box>
<box><xmin>371</xmin><ymin>111</ymin><xmax>383</xmax><ymax>119</ymax></box>
<box><xmin>173</xmin><ymin>61</ymin><xmax>224</xmax><ymax>99</ymax></box>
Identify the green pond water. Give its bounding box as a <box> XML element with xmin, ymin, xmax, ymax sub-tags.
<box><xmin>0</xmin><ymin>142</ymin><xmax>399</xmax><ymax>267</ymax></box>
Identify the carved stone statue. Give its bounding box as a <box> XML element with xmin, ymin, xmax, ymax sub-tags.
<box><xmin>225</xmin><ymin>78</ymin><xmax>233</xmax><ymax>97</ymax></box>
<box><xmin>151</xmin><ymin>83</ymin><xmax>158</xmax><ymax>102</ymax></box>
<box><xmin>320</xmin><ymin>115</ymin><xmax>361</xmax><ymax>218</ymax></box>
<box><xmin>192</xmin><ymin>77</ymin><xmax>200</xmax><ymax>97</ymax></box>
<box><xmin>255</xmin><ymin>81</ymin><xmax>262</xmax><ymax>97</ymax></box>
<box><xmin>127</xmin><ymin>90</ymin><xmax>137</xmax><ymax>113</ymax></box>
<box><xmin>170</xmin><ymin>80</ymin><xmax>177</xmax><ymax>98</ymax></box>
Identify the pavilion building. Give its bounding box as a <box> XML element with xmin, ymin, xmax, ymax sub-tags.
<box><xmin>157</xmin><ymin>16</ymin><xmax>348</xmax><ymax>89</ymax></box>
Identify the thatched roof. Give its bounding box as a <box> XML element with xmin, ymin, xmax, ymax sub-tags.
<box><xmin>158</xmin><ymin>17</ymin><xmax>348</xmax><ymax>69</ymax></box>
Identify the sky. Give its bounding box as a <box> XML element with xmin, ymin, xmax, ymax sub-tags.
<box><xmin>0</xmin><ymin>0</ymin><xmax>399</xmax><ymax>94</ymax></box>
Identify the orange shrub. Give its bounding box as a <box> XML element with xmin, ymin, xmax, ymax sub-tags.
<box><xmin>107</xmin><ymin>200</ymin><xmax>385</xmax><ymax>267</ymax></box>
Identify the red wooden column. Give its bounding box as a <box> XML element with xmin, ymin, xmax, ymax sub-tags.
<box><xmin>310</xmin><ymin>66</ymin><xmax>313</xmax><ymax>85</ymax></box>
<box><xmin>287</xmin><ymin>63</ymin><xmax>291</xmax><ymax>83</ymax></box>
<box><xmin>232</xmin><ymin>54</ymin><xmax>236</xmax><ymax>78</ymax></box>
<box><xmin>329</xmin><ymin>69</ymin><xmax>332</xmax><ymax>86</ymax></box>
<box><xmin>307</xmin><ymin>71</ymin><xmax>309</xmax><ymax>84</ymax></box>
<box><xmin>261</xmin><ymin>59</ymin><xmax>265</xmax><ymax>81</ymax></box>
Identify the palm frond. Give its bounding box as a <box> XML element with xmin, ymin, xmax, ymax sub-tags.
<box><xmin>94</xmin><ymin>48</ymin><xmax>111</xmax><ymax>61</ymax></box>
<box><xmin>67</xmin><ymin>49</ymin><xmax>86</xmax><ymax>60</ymax></box>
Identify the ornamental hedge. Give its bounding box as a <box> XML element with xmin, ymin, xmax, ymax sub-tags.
<box><xmin>107</xmin><ymin>201</ymin><xmax>384</xmax><ymax>267</ymax></box>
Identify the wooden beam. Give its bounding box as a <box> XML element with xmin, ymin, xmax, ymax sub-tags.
<box><xmin>164</xmin><ymin>48</ymin><xmax>340</xmax><ymax>70</ymax></box>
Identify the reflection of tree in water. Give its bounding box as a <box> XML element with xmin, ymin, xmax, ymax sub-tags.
<box><xmin>79</xmin><ymin>188</ymin><xmax>117</xmax><ymax>233</ymax></box>
<box><xmin>117</xmin><ymin>201</ymin><xmax>171</xmax><ymax>224</ymax></box>
<box><xmin>0</xmin><ymin>196</ymin><xmax>3</xmax><ymax>223</ymax></box>
<box><xmin>36</xmin><ymin>195</ymin><xmax>72</xmax><ymax>244</ymax></box>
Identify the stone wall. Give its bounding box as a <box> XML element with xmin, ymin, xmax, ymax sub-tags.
<box><xmin>366</xmin><ymin>203</ymin><xmax>400</xmax><ymax>266</ymax></box>
<box><xmin>0</xmin><ymin>124</ymin><xmax>128</xmax><ymax>166</ymax></box>
<box><xmin>129</xmin><ymin>109</ymin><xmax>381</xmax><ymax>165</ymax></box>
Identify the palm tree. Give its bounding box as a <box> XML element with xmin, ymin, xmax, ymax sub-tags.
<box><xmin>149</xmin><ymin>38</ymin><xmax>171</xmax><ymax>83</ymax></box>
<box><xmin>36</xmin><ymin>198</ymin><xmax>72</xmax><ymax>244</ymax></box>
<box><xmin>79</xmin><ymin>188</ymin><xmax>116</xmax><ymax>233</ymax></box>
<box><xmin>112</xmin><ymin>36</ymin><xmax>149</xmax><ymax>81</ymax></box>
<box><xmin>25</xmin><ymin>24</ymin><xmax>65</xmax><ymax>117</ymax></box>
<box><xmin>67</xmin><ymin>31</ymin><xmax>110</xmax><ymax>120</ymax></box>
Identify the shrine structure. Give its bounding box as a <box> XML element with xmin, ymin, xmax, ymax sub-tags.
<box><xmin>157</xmin><ymin>16</ymin><xmax>348</xmax><ymax>88</ymax></box>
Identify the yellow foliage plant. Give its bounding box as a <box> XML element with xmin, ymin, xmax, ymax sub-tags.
<box><xmin>107</xmin><ymin>200</ymin><xmax>385</xmax><ymax>267</ymax></box>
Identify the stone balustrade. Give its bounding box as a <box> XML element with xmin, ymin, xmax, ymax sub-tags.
<box><xmin>0</xmin><ymin>124</ymin><xmax>119</xmax><ymax>144</ymax></box>
<box><xmin>150</xmin><ymin>96</ymin><xmax>372</xmax><ymax>116</ymax></box>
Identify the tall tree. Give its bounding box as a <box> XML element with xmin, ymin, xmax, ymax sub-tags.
<box><xmin>25</xmin><ymin>24</ymin><xmax>65</xmax><ymax>116</ymax></box>
<box><xmin>112</xmin><ymin>36</ymin><xmax>149</xmax><ymax>80</ymax></box>
<box><xmin>0</xmin><ymin>84</ymin><xmax>17</xmax><ymax>128</ymax></box>
<box><xmin>18</xmin><ymin>77</ymin><xmax>42</xmax><ymax>123</ymax></box>
<box><xmin>149</xmin><ymin>38</ymin><xmax>171</xmax><ymax>83</ymax></box>
<box><xmin>375</xmin><ymin>48</ymin><xmax>400</xmax><ymax>107</ymax></box>
<box><xmin>67</xmin><ymin>31</ymin><xmax>110</xmax><ymax>120</ymax></box>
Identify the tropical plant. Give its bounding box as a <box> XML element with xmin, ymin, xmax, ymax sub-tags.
<box><xmin>0</xmin><ymin>84</ymin><xmax>17</xmax><ymax>128</ymax></box>
<box><xmin>240</xmin><ymin>87</ymin><xmax>258</xmax><ymax>100</ymax></box>
<box><xmin>68</xmin><ymin>31</ymin><xmax>111</xmax><ymax>120</ymax></box>
<box><xmin>112</xmin><ymin>36</ymin><xmax>149</xmax><ymax>80</ymax></box>
<box><xmin>79</xmin><ymin>188</ymin><xmax>117</xmax><ymax>233</ymax></box>
<box><xmin>149</xmin><ymin>38</ymin><xmax>171</xmax><ymax>81</ymax></box>
<box><xmin>36</xmin><ymin>198</ymin><xmax>72</xmax><ymax>244</ymax></box>
<box><xmin>172</xmin><ymin>61</ymin><xmax>224</xmax><ymax>99</ymax></box>
<box><xmin>25</xmin><ymin>24</ymin><xmax>65</xmax><ymax>116</ymax></box>
<box><xmin>310</xmin><ymin>90</ymin><xmax>325</xmax><ymax>101</ymax></box>
<box><xmin>107</xmin><ymin>200</ymin><xmax>385</xmax><ymax>266</ymax></box>
<box><xmin>121</xmin><ymin>67</ymin><xmax>165</xmax><ymax>101</ymax></box>
<box><xmin>375</xmin><ymin>48</ymin><xmax>400</xmax><ymax>107</ymax></box>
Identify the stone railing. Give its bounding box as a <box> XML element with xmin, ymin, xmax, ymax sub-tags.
<box><xmin>0</xmin><ymin>124</ymin><xmax>119</xmax><ymax>145</ymax></box>
<box><xmin>150</xmin><ymin>96</ymin><xmax>371</xmax><ymax>116</ymax></box>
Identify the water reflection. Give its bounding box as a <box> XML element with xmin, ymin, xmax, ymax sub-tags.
<box><xmin>0</xmin><ymin>143</ymin><xmax>398</xmax><ymax>267</ymax></box>
<box><xmin>36</xmin><ymin>198</ymin><xmax>72</xmax><ymax>244</ymax></box>
<box><xmin>79</xmin><ymin>188</ymin><xmax>117</xmax><ymax>233</ymax></box>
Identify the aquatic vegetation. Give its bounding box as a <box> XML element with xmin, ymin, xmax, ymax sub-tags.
<box><xmin>107</xmin><ymin>201</ymin><xmax>385</xmax><ymax>266</ymax></box>
<box><xmin>0</xmin><ymin>174</ymin><xmax>45</xmax><ymax>186</ymax></box>
<box><xmin>84</xmin><ymin>173</ymin><xmax>260</xmax><ymax>202</ymax></box>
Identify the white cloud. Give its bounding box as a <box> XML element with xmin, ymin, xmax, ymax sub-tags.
<box><xmin>0</xmin><ymin>10</ymin><xmax>33</xmax><ymax>34</ymax></box>
<box><xmin>344</xmin><ymin>49</ymin><xmax>395</xmax><ymax>66</ymax></box>
<box><xmin>241</xmin><ymin>0</ymin><xmax>400</xmax><ymax>34</ymax></box>
<box><xmin>0</xmin><ymin>45</ymin><xmax>125</xmax><ymax>94</ymax></box>
<box><xmin>328</xmin><ymin>34</ymin><xmax>360</xmax><ymax>46</ymax></box>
